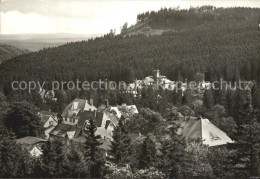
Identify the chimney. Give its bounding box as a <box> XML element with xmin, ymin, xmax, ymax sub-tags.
<box><xmin>197</xmin><ymin>115</ymin><xmax>202</xmax><ymax>120</ymax></box>
<box><xmin>105</xmin><ymin>99</ymin><xmax>109</xmax><ymax>108</ymax></box>
<box><xmin>94</xmin><ymin>110</ymin><xmax>97</xmax><ymax>118</ymax></box>
<box><xmin>90</xmin><ymin>99</ymin><xmax>93</xmax><ymax>106</ymax></box>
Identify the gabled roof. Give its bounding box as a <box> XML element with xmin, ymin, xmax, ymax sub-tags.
<box><xmin>41</xmin><ymin>115</ymin><xmax>52</xmax><ymax>124</ymax></box>
<box><xmin>61</xmin><ymin>98</ymin><xmax>96</xmax><ymax>117</ymax></box>
<box><xmin>40</xmin><ymin>110</ymin><xmax>57</xmax><ymax>117</ymax></box>
<box><xmin>17</xmin><ymin>136</ymin><xmax>46</xmax><ymax>145</ymax></box>
<box><xmin>39</xmin><ymin>111</ymin><xmax>58</xmax><ymax>125</ymax></box>
<box><xmin>76</xmin><ymin>111</ymin><xmax>104</xmax><ymax>128</ymax></box>
<box><xmin>105</xmin><ymin>112</ymin><xmax>118</xmax><ymax>126</ymax></box>
<box><xmin>176</xmin><ymin>117</ymin><xmax>233</xmax><ymax>147</ymax></box>
<box><xmin>49</xmin><ymin>123</ymin><xmax>76</xmax><ymax>137</ymax></box>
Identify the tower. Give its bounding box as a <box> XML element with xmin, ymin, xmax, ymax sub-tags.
<box><xmin>153</xmin><ymin>69</ymin><xmax>160</xmax><ymax>88</ymax></box>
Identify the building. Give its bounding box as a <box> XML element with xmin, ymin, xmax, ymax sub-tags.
<box><xmin>50</xmin><ymin>111</ymin><xmax>115</xmax><ymax>146</ymax></box>
<box><xmin>110</xmin><ymin>104</ymin><xmax>139</xmax><ymax>119</ymax></box>
<box><xmin>126</xmin><ymin>70</ymin><xmax>178</xmax><ymax>93</ymax></box>
<box><xmin>17</xmin><ymin>136</ymin><xmax>47</xmax><ymax>157</ymax></box>
<box><xmin>61</xmin><ymin>98</ymin><xmax>97</xmax><ymax>124</ymax></box>
<box><xmin>39</xmin><ymin>111</ymin><xmax>58</xmax><ymax>139</ymax></box>
<box><xmin>39</xmin><ymin>88</ymin><xmax>57</xmax><ymax>102</ymax></box>
<box><xmin>176</xmin><ymin>116</ymin><xmax>233</xmax><ymax>147</ymax></box>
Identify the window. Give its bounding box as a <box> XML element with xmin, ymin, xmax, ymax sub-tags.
<box><xmin>72</xmin><ymin>118</ymin><xmax>75</xmax><ymax>123</ymax></box>
<box><xmin>210</xmin><ymin>132</ymin><xmax>221</xmax><ymax>141</ymax></box>
<box><xmin>49</xmin><ymin>121</ymin><xmax>53</xmax><ymax>126</ymax></box>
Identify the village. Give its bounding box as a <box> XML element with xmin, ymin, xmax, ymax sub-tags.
<box><xmin>17</xmin><ymin>70</ymin><xmax>233</xmax><ymax>158</ymax></box>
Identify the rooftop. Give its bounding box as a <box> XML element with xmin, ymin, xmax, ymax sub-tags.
<box><xmin>17</xmin><ymin>136</ymin><xmax>47</xmax><ymax>145</ymax></box>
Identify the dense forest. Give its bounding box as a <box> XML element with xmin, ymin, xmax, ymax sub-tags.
<box><xmin>0</xmin><ymin>7</ymin><xmax>260</xmax><ymax>94</ymax></box>
<box><xmin>0</xmin><ymin>44</ymin><xmax>29</xmax><ymax>64</ymax></box>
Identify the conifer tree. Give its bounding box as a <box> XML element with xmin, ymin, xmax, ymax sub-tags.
<box><xmin>66</xmin><ymin>146</ymin><xmax>88</xmax><ymax>177</ymax></box>
<box><xmin>110</xmin><ymin>119</ymin><xmax>132</xmax><ymax>164</ymax></box>
<box><xmin>84</xmin><ymin>117</ymin><xmax>104</xmax><ymax>178</ymax></box>
<box><xmin>40</xmin><ymin>139</ymin><xmax>70</xmax><ymax>177</ymax></box>
<box><xmin>138</xmin><ymin>134</ymin><xmax>157</xmax><ymax>169</ymax></box>
<box><xmin>203</xmin><ymin>89</ymin><xmax>214</xmax><ymax>109</ymax></box>
<box><xmin>160</xmin><ymin>128</ymin><xmax>188</xmax><ymax>178</ymax></box>
<box><xmin>228</xmin><ymin>90</ymin><xmax>260</xmax><ymax>177</ymax></box>
<box><xmin>0</xmin><ymin>126</ymin><xmax>33</xmax><ymax>177</ymax></box>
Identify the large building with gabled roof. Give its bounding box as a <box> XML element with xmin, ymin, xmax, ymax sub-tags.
<box><xmin>176</xmin><ymin>116</ymin><xmax>234</xmax><ymax>147</ymax></box>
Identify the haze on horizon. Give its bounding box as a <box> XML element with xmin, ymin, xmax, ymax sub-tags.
<box><xmin>0</xmin><ymin>0</ymin><xmax>260</xmax><ymax>35</ymax></box>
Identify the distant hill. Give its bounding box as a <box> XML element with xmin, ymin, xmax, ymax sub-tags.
<box><xmin>0</xmin><ymin>7</ymin><xmax>260</xmax><ymax>93</ymax></box>
<box><xmin>0</xmin><ymin>33</ymin><xmax>102</xmax><ymax>51</ymax></box>
<box><xmin>0</xmin><ymin>44</ymin><xmax>30</xmax><ymax>64</ymax></box>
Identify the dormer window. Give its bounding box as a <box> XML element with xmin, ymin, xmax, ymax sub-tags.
<box><xmin>72</xmin><ymin>102</ymin><xmax>79</xmax><ymax>110</ymax></box>
<box><xmin>210</xmin><ymin>132</ymin><xmax>221</xmax><ymax>141</ymax></box>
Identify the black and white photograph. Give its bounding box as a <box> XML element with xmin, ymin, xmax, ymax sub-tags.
<box><xmin>0</xmin><ymin>0</ymin><xmax>260</xmax><ymax>178</ymax></box>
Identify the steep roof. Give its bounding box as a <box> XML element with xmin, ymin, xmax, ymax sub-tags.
<box><xmin>41</xmin><ymin>115</ymin><xmax>52</xmax><ymax>124</ymax></box>
<box><xmin>177</xmin><ymin>117</ymin><xmax>233</xmax><ymax>147</ymax></box>
<box><xmin>40</xmin><ymin>110</ymin><xmax>57</xmax><ymax>117</ymax></box>
<box><xmin>61</xmin><ymin>98</ymin><xmax>96</xmax><ymax>117</ymax></box>
<box><xmin>39</xmin><ymin>111</ymin><xmax>58</xmax><ymax>124</ymax></box>
<box><xmin>96</xmin><ymin>112</ymin><xmax>104</xmax><ymax>127</ymax></box>
<box><xmin>76</xmin><ymin>111</ymin><xmax>104</xmax><ymax>128</ymax></box>
<box><xmin>49</xmin><ymin>123</ymin><xmax>76</xmax><ymax>137</ymax></box>
<box><xmin>105</xmin><ymin>112</ymin><xmax>118</xmax><ymax>126</ymax></box>
<box><xmin>17</xmin><ymin>136</ymin><xmax>46</xmax><ymax>145</ymax></box>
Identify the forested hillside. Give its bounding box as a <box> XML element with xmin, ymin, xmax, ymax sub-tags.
<box><xmin>0</xmin><ymin>44</ymin><xmax>30</xmax><ymax>64</ymax></box>
<box><xmin>0</xmin><ymin>7</ymin><xmax>260</xmax><ymax>93</ymax></box>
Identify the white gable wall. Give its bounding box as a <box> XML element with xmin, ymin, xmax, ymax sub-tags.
<box><xmin>201</xmin><ymin>118</ymin><xmax>233</xmax><ymax>147</ymax></box>
<box><xmin>30</xmin><ymin>146</ymin><xmax>43</xmax><ymax>157</ymax></box>
<box><xmin>43</xmin><ymin>116</ymin><xmax>58</xmax><ymax>128</ymax></box>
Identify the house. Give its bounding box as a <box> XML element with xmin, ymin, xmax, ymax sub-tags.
<box><xmin>50</xmin><ymin>111</ymin><xmax>115</xmax><ymax>145</ymax></box>
<box><xmin>110</xmin><ymin>104</ymin><xmax>139</xmax><ymax>119</ymax></box>
<box><xmin>61</xmin><ymin>98</ymin><xmax>97</xmax><ymax>125</ymax></box>
<box><xmin>17</xmin><ymin>136</ymin><xmax>47</xmax><ymax>157</ymax></box>
<box><xmin>176</xmin><ymin>117</ymin><xmax>233</xmax><ymax>147</ymax></box>
<box><xmin>49</xmin><ymin>123</ymin><xmax>77</xmax><ymax>145</ymax></box>
<box><xmin>39</xmin><ymin>111</ymin><xmax>58</xmax><ymax>139</ymax></box>
<box><xmin>126</xmin><ymin>70</ymin><xmax>181</xmax><ymax>93</ymax></box>
<box><xmin>39</xmin><ymin>88</ymin><xmax>57</xmax><ymax>102</ymax></box>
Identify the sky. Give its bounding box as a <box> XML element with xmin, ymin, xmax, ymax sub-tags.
<box><xmin>0</xmin><ymin>0</ymin><xmax>259</xmax><ymax>35</ymax></box>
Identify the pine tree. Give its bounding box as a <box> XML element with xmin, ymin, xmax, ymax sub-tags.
<box><xmin>0</xmin><ymin>92</ymin><xmax>9</xmax><ymax>124</ymax></box>
<box><xmin>40</xmin><ymin>139</ymin><xmax>70</xmax><ymax>177</ymax></box>
<box><xmin>110</xmin><ymin>119</ymin><xmax>131</xmax><ymax>164</ymax></box>
<box><xmin>84</xmin><ymin>117</ymin><xmax>104</xmax><ymax>178</ymax></box>
<box><xmin>0</xmin><ymin>126</ymin><xmax>33</xmax><ymax>177</ymax></box>
<box><xmin>228</xmin><ymin>90</ymin><xmax>260</xmax><ymax>177</ymax></box>
<box><xmin>138</xmin><ymin>134</ymin><xmax>157</xmax><ymax>169</ymax></box>
<box><xmin>66</xmin><ymin>146</ymin><xmax>88</xmax><ymax>177</ymax></box>
<box><xmin>160</xmin><ymin>128</ymin><xmax>188</xmax><ymax>178</ymax></box>
<box><xmin>203</xmin><ymin>89</ymin><xmax>214</xmax><ymax>109</ymax></box>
